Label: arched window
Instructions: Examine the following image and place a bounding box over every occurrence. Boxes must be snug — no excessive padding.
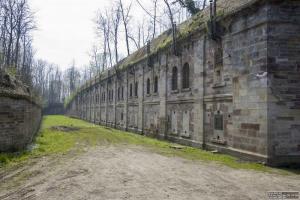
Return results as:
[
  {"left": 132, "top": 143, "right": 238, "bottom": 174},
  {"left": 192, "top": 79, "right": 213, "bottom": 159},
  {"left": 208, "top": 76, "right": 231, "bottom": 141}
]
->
[
  {"left": 118, "top": 87, "right": 120, "bottom": 100},
  {"left": 147, "top": 78, "right": 151, "bottom": 95},
  {"left": 135, "top": 82, "right": 138, "bottom": 97},
  {"left": 121, "top": 86, "right": 124, "bottom": 100},
  {"left": 172, "top": 67, "right": 178, "bottom": 91},
  {"left": 182, "top": 63, "right": 190, "bottom": 89},
  {"left": 154, "top": 76, "right": 158, "bottom": 93},
  {"left": 130, "top": 83, "right": 133, "bottom": 97}
]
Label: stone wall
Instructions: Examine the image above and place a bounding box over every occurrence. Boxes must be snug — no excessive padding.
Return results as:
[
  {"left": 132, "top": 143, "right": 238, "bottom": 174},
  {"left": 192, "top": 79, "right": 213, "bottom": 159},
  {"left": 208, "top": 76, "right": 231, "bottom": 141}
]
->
[
  {"left": 267, "top": 1, "right": 300, "bottom": 165},
  {"left": 66, "top": 0, "right": 300, "bottom": 166},
  {"left": 0, "top": 96, "right": 42, "bottom": 152},
  {"left": 204, "top": 2, "right": 269, "bottom": 159}
]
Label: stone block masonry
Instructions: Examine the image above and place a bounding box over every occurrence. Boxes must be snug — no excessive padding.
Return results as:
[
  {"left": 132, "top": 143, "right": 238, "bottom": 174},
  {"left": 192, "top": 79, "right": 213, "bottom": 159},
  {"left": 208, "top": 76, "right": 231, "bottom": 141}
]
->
[
  {"left": 0, "top": 71, "right": 42, "bottom": 152},
  {"left": 0, "top": 97, "right": 41, "bottom": 152},
  {"left": 66, "top": 0, "right": 300, "bottom": 166}
]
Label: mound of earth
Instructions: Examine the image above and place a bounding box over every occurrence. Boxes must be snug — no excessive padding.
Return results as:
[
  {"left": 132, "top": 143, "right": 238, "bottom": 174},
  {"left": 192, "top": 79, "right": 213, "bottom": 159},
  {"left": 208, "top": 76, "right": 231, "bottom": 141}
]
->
[{"left": 0, "top": 70, "right": 31, "bottom": 97}]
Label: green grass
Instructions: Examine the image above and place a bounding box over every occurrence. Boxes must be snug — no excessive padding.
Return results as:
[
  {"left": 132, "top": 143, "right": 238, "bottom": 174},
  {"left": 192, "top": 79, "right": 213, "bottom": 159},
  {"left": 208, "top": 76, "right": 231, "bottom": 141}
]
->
[{"left": 0, "top": 115, "right": 298, "bottom": 175}]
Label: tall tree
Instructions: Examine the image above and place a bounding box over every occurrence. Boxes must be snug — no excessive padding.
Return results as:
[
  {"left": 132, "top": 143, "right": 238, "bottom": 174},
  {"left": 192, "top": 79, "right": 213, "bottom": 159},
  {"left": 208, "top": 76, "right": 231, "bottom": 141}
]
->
[
  {"left": 111, "top": 6, "right": 121, "bottom": 64},
  {"left": 119, "top": 0, "right": 132, "bottom": 56}
]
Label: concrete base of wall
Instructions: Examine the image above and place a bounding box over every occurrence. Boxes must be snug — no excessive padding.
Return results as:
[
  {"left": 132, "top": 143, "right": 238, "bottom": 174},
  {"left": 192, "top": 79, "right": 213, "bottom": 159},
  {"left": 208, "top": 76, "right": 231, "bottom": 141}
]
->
[
  {"left": 205, "top": 143, "right": 268, "bottom": 164},
  {"left": 163, "top": 135, "right": 203, "bottom": 149},
  {"left": 268, "top": 156, "right": 300, "bottom": 167}
]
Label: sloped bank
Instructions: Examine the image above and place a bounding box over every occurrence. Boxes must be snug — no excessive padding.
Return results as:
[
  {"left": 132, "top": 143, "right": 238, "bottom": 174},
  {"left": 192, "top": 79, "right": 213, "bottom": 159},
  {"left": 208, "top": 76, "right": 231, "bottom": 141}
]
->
[{"left": 0, "top": 72, "right": 42, "bottom": 152}]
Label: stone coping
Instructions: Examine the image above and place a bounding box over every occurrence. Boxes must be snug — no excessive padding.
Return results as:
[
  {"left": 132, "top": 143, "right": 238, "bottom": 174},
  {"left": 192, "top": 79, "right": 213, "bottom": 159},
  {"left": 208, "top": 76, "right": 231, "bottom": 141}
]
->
[{"left": 0, "top": 90, "right": 42, "bottom": 108}]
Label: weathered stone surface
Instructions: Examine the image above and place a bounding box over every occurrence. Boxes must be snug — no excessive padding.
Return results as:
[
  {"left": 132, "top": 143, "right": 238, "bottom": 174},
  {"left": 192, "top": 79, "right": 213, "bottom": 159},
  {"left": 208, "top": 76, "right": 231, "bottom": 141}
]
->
[{"left": 0, "top": 97, "right": 42, "bottom": 152}]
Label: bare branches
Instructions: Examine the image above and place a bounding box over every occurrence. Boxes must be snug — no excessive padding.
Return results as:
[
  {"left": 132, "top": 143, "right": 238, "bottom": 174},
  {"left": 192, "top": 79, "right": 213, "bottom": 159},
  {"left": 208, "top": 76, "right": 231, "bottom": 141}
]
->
[
  {"left": 0, "top": 0, "right": 35, "bottom": 83},
  {"left": 152, "top": 0, "right": 158, "bottom": 39},
  {"left": 111, "top": 5, "right": 121, "bottom": 64},
  {"left": 119, "top": 0, "right": 132, "bottom": 56},
  {"left": 92, "top": 0, "right": 208, "bottom": 72}
]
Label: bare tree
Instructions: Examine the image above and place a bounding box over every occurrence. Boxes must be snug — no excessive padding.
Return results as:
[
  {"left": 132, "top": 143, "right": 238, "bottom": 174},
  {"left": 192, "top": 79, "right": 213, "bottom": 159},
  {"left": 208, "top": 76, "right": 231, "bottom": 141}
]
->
[
  {"left": 66, "top": 60, "right": 81, "bottom": 95},
  {"left": 89, "top": 44, "right": 104, "bottom": 75},
  {"left": 119, "top": 0, "right": 132, "bottom": 56},
  {"left": 0, "top": 0, "right": 35, "bottom": 83},
  {"left": 110, "top": 6, "right": 121, "bottom": 64},
  {"left": 163, "top": 0, "right": 177, "bottom": 54},
  {"left": 152, "top": 0, "right": 158, "bottom": 39},
  {"left": 95, "top": 10, "right": 113, "bottom": 68},
  {"left": 14, "top": 0, "right": 35, "bottom": 69}
]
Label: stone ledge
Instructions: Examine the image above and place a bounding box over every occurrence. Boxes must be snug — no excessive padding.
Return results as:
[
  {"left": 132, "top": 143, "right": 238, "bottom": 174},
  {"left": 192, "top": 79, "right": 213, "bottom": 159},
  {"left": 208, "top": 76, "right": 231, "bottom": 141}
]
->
[
  {"left": 204, "top": 94, "right": 233, "bottom": 102},
  {"left": 167, "top": 99, "right": 196, "bottom": 104},
  {"left": 0, "top": 91, "right": 42, "bottom": 108}
]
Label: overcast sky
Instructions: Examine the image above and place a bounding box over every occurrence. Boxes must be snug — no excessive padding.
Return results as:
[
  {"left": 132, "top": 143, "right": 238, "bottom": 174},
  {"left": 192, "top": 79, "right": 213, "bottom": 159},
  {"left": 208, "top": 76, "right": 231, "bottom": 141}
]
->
[{"left": 30, "top": 0, "right": 149, "bottom": 70}]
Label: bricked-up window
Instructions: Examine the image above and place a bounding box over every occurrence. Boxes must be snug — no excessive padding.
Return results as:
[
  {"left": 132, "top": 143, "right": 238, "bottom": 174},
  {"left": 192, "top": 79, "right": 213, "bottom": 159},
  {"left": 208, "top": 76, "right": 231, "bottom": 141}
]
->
[
  {"left": 214, "top": 114, "right": 224, "bottom": 131},
  {"left": 147, "top": 78, "right": 151, "bottom": 95},
  {"left": 130, "top": 83, "right": 133, "bottom": 97},
  {"left": 213, "top": 40, "right": 224, "bottom": 85},
  {"left": 154, "top": 76, "right": 158, "bottom": 93},
  {"left": 135, "top": 82, "right": 138, "bottom": 97},
  {"left": 182, "top": 63, "right": 190, "bottom": 89},
  {"left": 172, "top": 67, "right": 178, "bottom": 90}
]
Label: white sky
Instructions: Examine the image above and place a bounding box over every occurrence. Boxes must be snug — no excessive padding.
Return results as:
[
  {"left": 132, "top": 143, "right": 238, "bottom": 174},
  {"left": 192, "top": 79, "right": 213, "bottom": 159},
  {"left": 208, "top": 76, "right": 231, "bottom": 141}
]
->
[{"left": 30, "top": 0, "right": 150, "bottom": 70}]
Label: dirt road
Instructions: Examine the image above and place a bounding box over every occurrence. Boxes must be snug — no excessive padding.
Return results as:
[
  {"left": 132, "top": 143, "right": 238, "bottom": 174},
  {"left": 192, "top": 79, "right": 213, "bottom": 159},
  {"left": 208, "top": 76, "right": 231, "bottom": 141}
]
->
[{"left": 0, "top": 146, "right": 299, "bottom": 200}]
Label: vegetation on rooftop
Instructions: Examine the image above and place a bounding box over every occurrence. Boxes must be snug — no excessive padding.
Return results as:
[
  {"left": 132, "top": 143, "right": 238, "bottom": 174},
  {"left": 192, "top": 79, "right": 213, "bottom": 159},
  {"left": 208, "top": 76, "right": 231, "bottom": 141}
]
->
[{"left": 64, "top": 0, "right": 260, "bottom": 108}]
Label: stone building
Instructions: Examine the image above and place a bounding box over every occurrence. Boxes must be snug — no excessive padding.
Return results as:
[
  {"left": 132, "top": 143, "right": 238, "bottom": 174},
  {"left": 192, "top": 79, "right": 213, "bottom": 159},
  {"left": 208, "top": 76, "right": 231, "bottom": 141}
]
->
[{"left": 66, "top": 0, "right": 300, "bottom": 166}]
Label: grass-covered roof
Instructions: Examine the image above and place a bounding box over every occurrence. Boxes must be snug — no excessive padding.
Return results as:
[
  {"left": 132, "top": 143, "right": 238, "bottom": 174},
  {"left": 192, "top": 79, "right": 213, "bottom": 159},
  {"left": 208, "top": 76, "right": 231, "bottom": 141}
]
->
[{"left": 67, "top": 0, "right": 259, "bottom": 106}]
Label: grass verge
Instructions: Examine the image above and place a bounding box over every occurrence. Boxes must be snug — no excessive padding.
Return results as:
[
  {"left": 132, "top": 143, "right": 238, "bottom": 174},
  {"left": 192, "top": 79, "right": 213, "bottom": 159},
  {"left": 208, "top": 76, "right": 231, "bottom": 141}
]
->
[{"left": 0, "top": 115, "right": 298, "bottom": 175}]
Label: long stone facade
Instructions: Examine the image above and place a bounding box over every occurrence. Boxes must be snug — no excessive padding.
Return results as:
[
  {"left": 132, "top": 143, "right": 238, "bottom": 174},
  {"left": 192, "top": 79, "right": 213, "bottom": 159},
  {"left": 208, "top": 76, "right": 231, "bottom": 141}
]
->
[{"left": 66, "top": 0, "right": 300, "bottom": 166}]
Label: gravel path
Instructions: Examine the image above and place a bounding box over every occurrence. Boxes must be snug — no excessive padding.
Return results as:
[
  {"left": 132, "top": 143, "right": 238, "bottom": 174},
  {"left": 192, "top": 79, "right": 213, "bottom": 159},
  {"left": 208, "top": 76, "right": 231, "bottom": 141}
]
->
[{"left": 0, "top": 146, "right": 299, "bottom": 200}]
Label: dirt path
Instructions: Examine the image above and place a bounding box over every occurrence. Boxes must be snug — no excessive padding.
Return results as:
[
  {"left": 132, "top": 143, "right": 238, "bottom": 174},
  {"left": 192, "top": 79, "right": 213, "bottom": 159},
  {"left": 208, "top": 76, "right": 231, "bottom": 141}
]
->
[{"left": 0, "top": 146, "right": 299, "bottom": 200}]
